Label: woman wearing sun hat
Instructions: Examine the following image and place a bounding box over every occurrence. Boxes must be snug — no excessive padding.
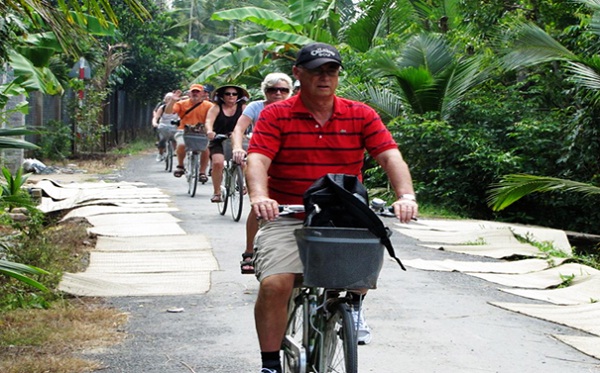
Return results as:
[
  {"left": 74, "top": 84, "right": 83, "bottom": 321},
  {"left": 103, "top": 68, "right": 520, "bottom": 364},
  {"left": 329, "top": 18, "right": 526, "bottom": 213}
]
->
[{"left": 204, "top": 85, "right": 249, "bottom": 203}]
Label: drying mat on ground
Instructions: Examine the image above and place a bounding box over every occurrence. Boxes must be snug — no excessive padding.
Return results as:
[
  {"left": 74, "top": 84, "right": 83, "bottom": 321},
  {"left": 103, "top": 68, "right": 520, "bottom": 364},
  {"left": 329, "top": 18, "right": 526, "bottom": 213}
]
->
[
  {"left": 86, "top": 212, "right": 184, "bottom": 237},
  {"left": 59, "top": 271, "right": 212, "bottom": 296},
  {"left": 95, "top": 235, "right": 211, "bottom": 252},
  {"left": 396, "top": 224, "right": 545, "bottom": 259},
  {"left": 553, "top": 335, "right": 600, "bottom": 360},
  {"left": 490, "top": 302, "right": 600, "bottom": 336},
  {"left": 498, "top": 275, "right": 600, "bottom": 305},
  {"left": 88, "top": 222, "right": 185, "bottom": 237},
  {"left": 403, "top": 257, "right": 566, "bottom": 273},
  {"left": 395, "top": 219, "right": 572, "bottom": 254},
  {"left": 86, "top": 212, "right": 180, "bottom": 226},
  {"left": 35, "top": 179, "right": 157, "bottom": 200},
  {"left": 467, "top": 262, "right": 600, "bottom": 289},
  {"left": 395, "top": 227, "right": 522, "bottom": 244},
  {"left": 39, "top": 195, "right": 170, "bottom": 213},
  {"left": 84, "top": 250, "right": 218, "bottom": 273},
  {"left": 35, "top": 179, "right": 145, "bottom": 199},
  {"left": 421, "top": 243, "right": 542, "bottom": 259},
  {"left": 61, "top": 204, "right": 178, "bottom": 220}
]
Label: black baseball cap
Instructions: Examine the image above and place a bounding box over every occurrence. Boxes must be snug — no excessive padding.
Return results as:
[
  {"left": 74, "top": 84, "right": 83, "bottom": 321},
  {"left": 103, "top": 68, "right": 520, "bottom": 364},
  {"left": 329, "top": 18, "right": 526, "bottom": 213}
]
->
[{"left": 294, "top": 42, "right": 343, "bottom": 69}]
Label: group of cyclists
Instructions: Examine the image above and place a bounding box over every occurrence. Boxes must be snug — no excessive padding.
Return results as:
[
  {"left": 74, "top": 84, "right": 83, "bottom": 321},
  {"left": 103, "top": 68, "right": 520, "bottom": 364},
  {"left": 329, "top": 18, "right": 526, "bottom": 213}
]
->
[
  {"left": 152, "top": 42, "right": 419, "bottom": 373},
  {"left": 151, "top": 73, "right": 298, "bottom": 274}
]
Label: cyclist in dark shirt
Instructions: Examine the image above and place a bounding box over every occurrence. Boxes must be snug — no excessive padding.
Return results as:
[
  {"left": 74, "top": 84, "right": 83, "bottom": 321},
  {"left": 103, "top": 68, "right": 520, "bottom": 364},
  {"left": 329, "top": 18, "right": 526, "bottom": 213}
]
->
[{"left": 204, "top": 85, "right": 249, "bottom": 203}]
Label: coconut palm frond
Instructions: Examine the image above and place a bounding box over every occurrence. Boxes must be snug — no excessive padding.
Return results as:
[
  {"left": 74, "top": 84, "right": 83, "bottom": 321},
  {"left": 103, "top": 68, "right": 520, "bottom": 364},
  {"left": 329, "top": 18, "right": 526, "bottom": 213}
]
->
[
  {"left": 342, "top": 0, "right": 416, "bottom": 52},
  {"left": 501, "top": 23, "right": 577, "bottom": 71},
  {"left": 566, "top": 61, "right": 600, "bottom": 90},
  {"left": 400, "top": 34, "right": 452, "bottom": 76},
  {"left": 573, "top": 0, "right": 600, "bottom": 12},
  {"left": 440, "top": 55, "right": 488, "bottom": 119},
  {"left": 487, "top": 174, "right": 600, "bottom": 211},
  {"left": 365, "top": 86, "right": 405, "bottom": 120}
]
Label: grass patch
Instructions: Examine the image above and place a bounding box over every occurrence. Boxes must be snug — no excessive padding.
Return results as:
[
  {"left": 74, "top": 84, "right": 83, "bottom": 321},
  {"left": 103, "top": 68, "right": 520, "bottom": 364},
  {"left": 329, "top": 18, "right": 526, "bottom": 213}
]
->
[
  {"left": 0, "top": 152, "right": 138, "bottom": 372},
  {"left": 0, "top": 298, "right": 128, "bottom": 373}
]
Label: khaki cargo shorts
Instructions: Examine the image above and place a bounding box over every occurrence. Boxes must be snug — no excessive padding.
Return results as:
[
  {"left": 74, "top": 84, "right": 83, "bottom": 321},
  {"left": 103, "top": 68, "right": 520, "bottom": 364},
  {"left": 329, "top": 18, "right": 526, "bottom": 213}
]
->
[{"left": 253, "top": 217, "right": 304, "bottom": 282}]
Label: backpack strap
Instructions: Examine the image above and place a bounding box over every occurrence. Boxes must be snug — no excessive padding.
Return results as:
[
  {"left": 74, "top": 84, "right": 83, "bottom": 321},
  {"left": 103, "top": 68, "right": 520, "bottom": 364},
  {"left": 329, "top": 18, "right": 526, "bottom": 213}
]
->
[{"left": 324, "top": 174, "right": 406, "bottom": 270}]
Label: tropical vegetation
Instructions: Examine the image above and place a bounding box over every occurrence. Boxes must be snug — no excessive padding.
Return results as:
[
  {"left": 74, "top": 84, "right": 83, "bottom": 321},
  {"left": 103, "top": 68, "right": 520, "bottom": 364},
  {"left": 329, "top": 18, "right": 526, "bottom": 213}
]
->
[{"left": 3, "top": 1, "right": 600, "bottom": 295}]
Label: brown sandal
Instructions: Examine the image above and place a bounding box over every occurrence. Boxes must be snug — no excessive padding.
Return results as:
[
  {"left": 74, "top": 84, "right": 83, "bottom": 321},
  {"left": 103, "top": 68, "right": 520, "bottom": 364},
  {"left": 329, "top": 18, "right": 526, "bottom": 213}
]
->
[
  {"left": 241, "top": 253, "right": 255, "bottom": 274},
  {"left": 173, "top": 166, "right": 185, "bottom": 178}
]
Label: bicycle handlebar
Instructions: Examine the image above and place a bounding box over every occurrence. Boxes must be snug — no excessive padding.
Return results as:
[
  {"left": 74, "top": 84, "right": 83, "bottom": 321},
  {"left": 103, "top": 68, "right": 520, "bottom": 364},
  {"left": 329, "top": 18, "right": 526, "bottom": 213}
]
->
[{"left": 213, "top": 134, "right": 229, "bottom": 140}]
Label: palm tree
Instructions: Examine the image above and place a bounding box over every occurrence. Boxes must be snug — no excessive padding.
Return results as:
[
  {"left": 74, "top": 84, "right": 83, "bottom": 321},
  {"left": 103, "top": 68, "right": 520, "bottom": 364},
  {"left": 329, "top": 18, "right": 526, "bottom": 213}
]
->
[
  {"left": 1, "top": 0, "right": 148, "bottom": 292},
  {"left": 487, "top": 174, "right": 600, "bottom": 211},
  {"left": 487, "top": 0, "right": 600, "bottom": 212},
  {"left": 367, "top": 33, "right": 488, "bottom": 120},
  {"left": 0, "top": 0, "right": 149, "bottom": 63},
  {"left": 188, "top": 0, "right": 377, "bottom": 82}
]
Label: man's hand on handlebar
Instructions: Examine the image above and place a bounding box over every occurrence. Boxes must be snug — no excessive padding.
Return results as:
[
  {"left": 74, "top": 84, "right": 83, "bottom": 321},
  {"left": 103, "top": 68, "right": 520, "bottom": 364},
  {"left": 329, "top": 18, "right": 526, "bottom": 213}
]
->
[
  {"left": 251, "top": 197, "right": 280, "bottom": 221},
  {"left": 232, "top": 148, "right": 246, "bottom": 165},
  {"left": 391, "top": 198, "right": 418, "bottom": 224}
]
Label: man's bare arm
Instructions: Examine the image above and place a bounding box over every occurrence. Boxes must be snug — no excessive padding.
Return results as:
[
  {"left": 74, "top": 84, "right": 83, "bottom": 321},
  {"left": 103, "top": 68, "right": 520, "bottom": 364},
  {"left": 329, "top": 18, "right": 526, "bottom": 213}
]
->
[
  {"left": 246, "top": 152, "right": 279, "bottom": 221},
  {"left": 375, "top": 148, "right": 419, "bottom": 223}
]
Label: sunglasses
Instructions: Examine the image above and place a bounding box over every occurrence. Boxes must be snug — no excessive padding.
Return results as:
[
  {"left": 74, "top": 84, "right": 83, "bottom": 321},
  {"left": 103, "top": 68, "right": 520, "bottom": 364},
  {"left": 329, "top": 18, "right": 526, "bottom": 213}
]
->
[
  {"left": 266, "top": 87, "right": 290, "bottom": 94},
  {"left": 223, "top": 92, "right": 239, "bottom": 96},
  {"left": 299, "top": 66, "right": 341, "bottom": 77}
]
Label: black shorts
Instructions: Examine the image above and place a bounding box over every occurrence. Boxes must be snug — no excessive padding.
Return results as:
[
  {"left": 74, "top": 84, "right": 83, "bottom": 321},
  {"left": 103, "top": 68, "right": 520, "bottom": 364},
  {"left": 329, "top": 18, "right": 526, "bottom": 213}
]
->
[{"left": 209, "top": 139, "right": 223, "bottom": 155}]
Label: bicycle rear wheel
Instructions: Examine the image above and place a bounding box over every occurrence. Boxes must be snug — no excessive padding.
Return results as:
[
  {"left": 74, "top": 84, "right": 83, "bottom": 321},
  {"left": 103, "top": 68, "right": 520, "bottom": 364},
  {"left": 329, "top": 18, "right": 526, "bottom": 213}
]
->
[
  {"left": 188, "top": 152, "right": 199, "bottom": 197},
  {"left": 229, "top": 164, "right": 244, "bottom": 222},
  {"left": 320, "top": 301, "right": 358, "bottom": 373},
  {"left": 165, "top": 141, "right": 174, "bottom": 172},
  {"left": 217, "top": 166, "right": 229, "bottom": 215}
]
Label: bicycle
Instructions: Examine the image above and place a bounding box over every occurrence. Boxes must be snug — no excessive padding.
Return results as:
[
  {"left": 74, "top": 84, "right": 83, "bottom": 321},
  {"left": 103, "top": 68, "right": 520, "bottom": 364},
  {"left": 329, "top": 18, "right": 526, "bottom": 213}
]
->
[
  {"left": 278, "top": 205, "right": 386, "bottom": 373},
  {"left": 183, "top": 126, "right": 209, "bottom": 198},
  {"left": 214, "top": 134, "right": 245, "bottom": 222},
  {"left": 162, "top": 123, "right": 178, "bottom": 172}
]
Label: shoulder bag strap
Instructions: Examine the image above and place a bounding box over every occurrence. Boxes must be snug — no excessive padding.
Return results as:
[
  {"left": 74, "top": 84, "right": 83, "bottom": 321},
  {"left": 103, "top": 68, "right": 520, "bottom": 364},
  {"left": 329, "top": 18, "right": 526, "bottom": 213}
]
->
[
  {"left": 326, "top": 174, "right": 406, "bottom": 270},
  {"left": 180, "top": 101, "right": 202, "bottom": 121}
]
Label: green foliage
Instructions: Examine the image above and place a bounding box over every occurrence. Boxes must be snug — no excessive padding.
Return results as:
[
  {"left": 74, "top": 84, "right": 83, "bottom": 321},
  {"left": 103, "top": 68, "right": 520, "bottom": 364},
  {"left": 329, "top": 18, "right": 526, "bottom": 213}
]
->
[
  {"left": 34, "top": 120, "right": 72, "bottom": 160},
  {"left": 0, "top": 167, "right": 36, "bottom": 212},
  {"left": 109, "top": 0, "right": 190, "bottom": 104},
  {"left": 67, "top": 79, "right": 110, "bottom": 153},
  {"left": 0, "top": 127, "right": 39, "bottom": 151}
]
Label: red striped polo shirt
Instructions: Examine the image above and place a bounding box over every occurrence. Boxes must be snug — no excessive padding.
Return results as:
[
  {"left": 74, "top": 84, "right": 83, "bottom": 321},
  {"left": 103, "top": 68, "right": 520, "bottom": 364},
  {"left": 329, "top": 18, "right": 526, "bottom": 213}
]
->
[{"left": 248, "top": 94, "right": 398, "bottom": 205}]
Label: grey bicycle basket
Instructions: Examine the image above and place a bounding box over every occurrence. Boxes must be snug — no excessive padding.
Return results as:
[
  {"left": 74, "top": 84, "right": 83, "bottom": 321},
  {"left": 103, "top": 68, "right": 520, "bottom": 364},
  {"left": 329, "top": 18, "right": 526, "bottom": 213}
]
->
[
  {"left": 183, "top": 132, "right": 208, "bottom": 152},
  {"left": 294, "top": 227, "right": 385, "bottom": 290},
  {"left": 220, "top": 138, "right": 249, "bottom": 161}
]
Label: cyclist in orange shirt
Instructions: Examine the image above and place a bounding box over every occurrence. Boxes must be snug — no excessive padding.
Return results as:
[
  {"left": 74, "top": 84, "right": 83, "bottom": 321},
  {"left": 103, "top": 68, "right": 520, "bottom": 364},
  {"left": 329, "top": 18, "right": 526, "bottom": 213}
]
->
[{"left": 164, "top": 83, "right": 213, "bottom": 179}]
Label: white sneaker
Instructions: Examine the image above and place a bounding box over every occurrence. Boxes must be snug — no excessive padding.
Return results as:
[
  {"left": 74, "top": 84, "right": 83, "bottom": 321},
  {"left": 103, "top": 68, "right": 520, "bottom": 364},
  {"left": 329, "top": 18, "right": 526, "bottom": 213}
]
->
[
  {"left": 352, "top": 308, "right": 372, "bottom": 345},
  {"left": 156, "top": 154, "right": 164, "bottom": 162}
]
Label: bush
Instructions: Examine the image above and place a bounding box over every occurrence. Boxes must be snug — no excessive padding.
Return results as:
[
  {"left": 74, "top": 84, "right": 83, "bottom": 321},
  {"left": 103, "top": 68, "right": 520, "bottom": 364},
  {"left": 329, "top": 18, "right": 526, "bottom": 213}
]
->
[{"left": 35, "top": 120, "right": 72, "bottom": 160}]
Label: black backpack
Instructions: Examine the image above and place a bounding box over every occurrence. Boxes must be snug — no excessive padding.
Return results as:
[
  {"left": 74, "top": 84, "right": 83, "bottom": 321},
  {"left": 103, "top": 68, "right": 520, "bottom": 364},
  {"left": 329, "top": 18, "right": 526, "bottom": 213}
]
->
[{"left": 302, "top": 173, "right": 406, "bottom": 270}]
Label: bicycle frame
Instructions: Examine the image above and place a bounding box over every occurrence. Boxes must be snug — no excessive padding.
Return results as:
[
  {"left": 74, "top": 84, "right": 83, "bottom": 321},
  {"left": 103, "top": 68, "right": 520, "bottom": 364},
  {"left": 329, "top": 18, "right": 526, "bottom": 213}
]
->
[
  {"left": 186, "top": 149, "right": 200, "bottom": 197},
  {"left": 216, "top": 138, "right": 244, "bottom": 222},
  {"left": 283, "top": 287, "right": 358, "bottom": 373}
]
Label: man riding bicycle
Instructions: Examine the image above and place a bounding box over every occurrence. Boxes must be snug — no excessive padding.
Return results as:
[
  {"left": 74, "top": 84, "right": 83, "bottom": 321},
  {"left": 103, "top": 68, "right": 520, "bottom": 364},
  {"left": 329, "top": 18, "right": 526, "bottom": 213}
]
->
[
  {"left": 164, "top": 83, "right": 213, "bottom": 179},
  {"left": 246, "top": 42, "right": 419, "bottom": 373}
]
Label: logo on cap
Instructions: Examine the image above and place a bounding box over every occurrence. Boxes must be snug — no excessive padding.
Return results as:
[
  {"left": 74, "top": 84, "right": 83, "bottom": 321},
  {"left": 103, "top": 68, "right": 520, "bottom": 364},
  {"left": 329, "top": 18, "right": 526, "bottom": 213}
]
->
[{"left": 311, "top": 47, "right": 337, "bottom": 58}]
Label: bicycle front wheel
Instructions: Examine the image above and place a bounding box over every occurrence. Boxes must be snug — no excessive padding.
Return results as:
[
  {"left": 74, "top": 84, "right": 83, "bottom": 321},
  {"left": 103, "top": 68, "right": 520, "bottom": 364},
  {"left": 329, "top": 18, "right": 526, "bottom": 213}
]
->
[
  {"left": 282, "top": 289, "right": 306, "bottom": 373},
  {"left": 229, "top": 164, "right": 244, "bottom": 222},
  {"left": 189, "top": 152, "right": 199, "bottom": 197},
  {"left": 321, "top": 301, "right": 358, "bottom": 373},
  {"left": 217, "top": 167, "right": 228, "bottom": 215}
]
